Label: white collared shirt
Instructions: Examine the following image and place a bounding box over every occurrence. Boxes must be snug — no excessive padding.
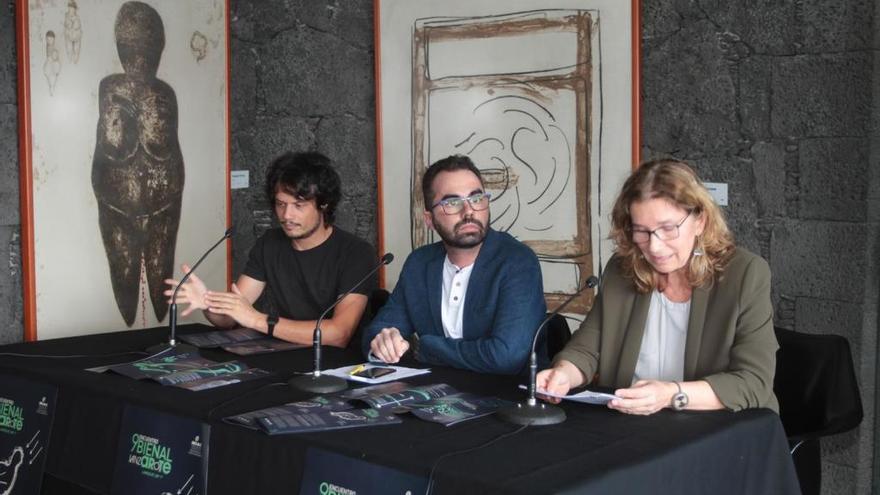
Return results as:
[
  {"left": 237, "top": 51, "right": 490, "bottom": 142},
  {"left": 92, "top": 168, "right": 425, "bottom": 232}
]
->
[
  {"left": 440, "top": 256, "right": 473, "bottom": 339},
  {"left": 632, "top": 290, "right": 689, "bottom": 384}
]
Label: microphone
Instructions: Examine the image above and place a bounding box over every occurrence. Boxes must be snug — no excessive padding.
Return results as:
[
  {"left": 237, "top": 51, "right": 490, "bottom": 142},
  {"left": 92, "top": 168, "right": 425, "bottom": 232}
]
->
[
  {"left": 289, "top": 253, "right": 394, "bottom": 394},
  {"left": 497, "top": 274, "right": 600, "bottom": 426},
  {"left": 147, "top": 227, "right": 235, "bottom": 354}
]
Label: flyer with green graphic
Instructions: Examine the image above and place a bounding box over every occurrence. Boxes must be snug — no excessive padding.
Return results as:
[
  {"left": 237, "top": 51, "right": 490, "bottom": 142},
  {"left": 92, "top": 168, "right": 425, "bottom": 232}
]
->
[
  {"left": 0, "top": 375, "right": 57, "bottom": 495},
  {"left": 257, "top": 408, "right": 401, "bottom": 435},
  {"left": 348, "top": 383, "right": 510, "bottom": 426},
  {"left": 224, "top": 395, "right": 356, "bottom": 430},
  {"left": 102, "top": 349, "right": 272, "bottom": 391},
  {"left": 225, "top": 381, "right": 509, "bottom": 434},
  {"left": 110, "top": 404, "right": 210, "bottom": 495}
]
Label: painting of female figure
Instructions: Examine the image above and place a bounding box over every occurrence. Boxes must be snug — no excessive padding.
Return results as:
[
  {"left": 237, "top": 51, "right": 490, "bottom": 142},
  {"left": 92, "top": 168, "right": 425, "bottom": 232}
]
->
[
  {"left": 19, "top": 0, "right": 233, "bottom": 340},
  {"left": 92, "top": 1, "right": 185, "bottom": 326}
]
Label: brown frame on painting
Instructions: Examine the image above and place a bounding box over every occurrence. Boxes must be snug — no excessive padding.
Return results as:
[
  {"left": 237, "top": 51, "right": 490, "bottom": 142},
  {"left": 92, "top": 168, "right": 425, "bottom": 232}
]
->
[
  {"left": 374, "top": 0, "right": 641, "bottom": 315},
  {"left": 15, "top": 0, "right": 232, "bottom": 341}
]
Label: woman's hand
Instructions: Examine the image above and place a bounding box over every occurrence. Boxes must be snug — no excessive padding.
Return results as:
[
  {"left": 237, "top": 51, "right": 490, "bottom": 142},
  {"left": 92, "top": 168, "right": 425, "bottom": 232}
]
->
[
  {"left": 536, "top": 361, "right": 585, "bottom": 403},
  {"left": 609, "top": 380, "right": 678, "bottom": 415}
]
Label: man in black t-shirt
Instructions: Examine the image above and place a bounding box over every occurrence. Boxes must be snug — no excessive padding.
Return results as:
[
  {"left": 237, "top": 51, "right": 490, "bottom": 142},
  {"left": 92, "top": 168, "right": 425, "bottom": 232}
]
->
[{"left": 164, "top": 152, "right": 376, "bottom": 347}]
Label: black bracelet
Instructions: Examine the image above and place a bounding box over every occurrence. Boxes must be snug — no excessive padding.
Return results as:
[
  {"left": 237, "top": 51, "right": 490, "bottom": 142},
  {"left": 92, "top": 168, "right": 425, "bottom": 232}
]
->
[{"left": 266, "top": 314, "right": 278, "bottom": 338}]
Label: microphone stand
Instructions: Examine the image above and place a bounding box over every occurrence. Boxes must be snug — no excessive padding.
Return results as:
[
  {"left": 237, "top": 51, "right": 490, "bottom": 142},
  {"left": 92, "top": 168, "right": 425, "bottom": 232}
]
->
[
  {"left": 497, "top": 275, "right": 600, "bottom": 426},
  {"left": 289, "top": 253, "right": 394, "bottom": 394},
  {"left": 146, "top": 227, "right": 235, "bottom": 355}
]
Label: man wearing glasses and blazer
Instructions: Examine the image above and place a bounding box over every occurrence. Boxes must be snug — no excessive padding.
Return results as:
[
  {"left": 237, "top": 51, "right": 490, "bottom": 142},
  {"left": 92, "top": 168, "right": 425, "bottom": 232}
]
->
[{"left": 364, "top": 155, "right": 546, "bottom": 375}]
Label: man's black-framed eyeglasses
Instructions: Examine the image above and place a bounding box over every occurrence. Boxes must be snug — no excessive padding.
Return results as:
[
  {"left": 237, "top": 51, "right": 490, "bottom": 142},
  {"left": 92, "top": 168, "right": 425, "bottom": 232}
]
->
[
  {"left": 431, "top": 192, "right": 492, "bottom": 215},
  {"left": 630, "top": 211, "right": 692, "bottom": 244}
]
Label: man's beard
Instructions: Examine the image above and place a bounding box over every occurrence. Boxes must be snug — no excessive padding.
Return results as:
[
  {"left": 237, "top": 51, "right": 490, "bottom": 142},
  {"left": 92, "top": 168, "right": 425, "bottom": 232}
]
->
[
  {"left": 282, "top": 218, "right": 321, "bottom": 240},
  {"left": 435, "top": 216, "right": 486, "bottom": 248}
]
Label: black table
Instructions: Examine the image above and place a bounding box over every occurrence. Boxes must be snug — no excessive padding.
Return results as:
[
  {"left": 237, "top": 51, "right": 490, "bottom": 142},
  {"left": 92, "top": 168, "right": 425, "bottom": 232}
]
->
[{"left": 0, "top": 324, "right": 801, "bottom": 494}]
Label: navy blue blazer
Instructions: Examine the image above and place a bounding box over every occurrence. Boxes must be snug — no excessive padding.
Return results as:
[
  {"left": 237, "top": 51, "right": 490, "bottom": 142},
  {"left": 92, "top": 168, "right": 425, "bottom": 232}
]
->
[{"left": 363, "top": 229, "right": 546, "bottom": 375}]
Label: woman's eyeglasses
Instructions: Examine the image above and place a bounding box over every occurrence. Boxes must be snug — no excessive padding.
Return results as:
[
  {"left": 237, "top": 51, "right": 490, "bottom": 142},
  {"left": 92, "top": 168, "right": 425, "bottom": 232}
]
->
[{"left": 630, "top": 212, "right": 692, "bottom": 244}]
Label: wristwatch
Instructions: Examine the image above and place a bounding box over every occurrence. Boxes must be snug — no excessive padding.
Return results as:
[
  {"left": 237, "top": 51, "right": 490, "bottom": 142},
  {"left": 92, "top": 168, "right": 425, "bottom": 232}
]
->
[
  {"left": 671, "top": 382, "right": 689, "bottom": 411},
  {"left": 266, "top": 314, "right": 278, "bottom": 338}
]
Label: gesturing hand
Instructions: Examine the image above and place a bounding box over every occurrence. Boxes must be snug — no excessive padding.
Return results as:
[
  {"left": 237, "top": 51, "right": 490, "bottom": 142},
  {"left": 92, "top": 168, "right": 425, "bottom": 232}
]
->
[
  {"left": 204, "top": 283, "right": 263, "bottom": 329},
  {"left": 163, "top": 263, "right": 209, "bottom": 316}
]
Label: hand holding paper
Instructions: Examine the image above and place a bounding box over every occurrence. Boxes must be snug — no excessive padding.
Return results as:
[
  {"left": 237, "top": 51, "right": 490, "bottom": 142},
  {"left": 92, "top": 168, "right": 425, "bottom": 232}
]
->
[{"left": 521, "top": 385, "right": 619, "bottom": 405}]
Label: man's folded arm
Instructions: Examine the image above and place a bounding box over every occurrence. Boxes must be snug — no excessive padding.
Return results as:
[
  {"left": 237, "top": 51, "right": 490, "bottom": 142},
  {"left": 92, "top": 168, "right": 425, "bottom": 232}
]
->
[{"left": 418, "top": 260, "right": 546, "bottom": 374}]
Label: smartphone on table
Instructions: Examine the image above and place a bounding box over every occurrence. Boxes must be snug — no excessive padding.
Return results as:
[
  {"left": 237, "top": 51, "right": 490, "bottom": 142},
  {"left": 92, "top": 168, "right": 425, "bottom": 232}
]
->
[{"left": 353, "top": 367, "right": 396, "bottom": 379}]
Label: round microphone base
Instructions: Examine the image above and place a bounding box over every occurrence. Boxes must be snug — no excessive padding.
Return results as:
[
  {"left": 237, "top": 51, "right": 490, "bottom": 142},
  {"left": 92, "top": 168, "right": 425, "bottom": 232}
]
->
[
  {"left": 288, "top": 373, "right": 348, "bottom": 394},
  {"left": 496, "top": 401, "right": 566, "bottom": 426}
]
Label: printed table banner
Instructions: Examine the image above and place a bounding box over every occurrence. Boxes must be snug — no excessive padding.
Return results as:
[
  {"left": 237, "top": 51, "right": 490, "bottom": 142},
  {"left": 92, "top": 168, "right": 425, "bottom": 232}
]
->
[
  {"left": 111, "top": 404, "right": 210, "bottom": 495},
  {"left": 299, "top": 448, "right": 427, "bottom": 495},
  {"left": 0, "top": 375, "right": 57, "bottom": 495}
]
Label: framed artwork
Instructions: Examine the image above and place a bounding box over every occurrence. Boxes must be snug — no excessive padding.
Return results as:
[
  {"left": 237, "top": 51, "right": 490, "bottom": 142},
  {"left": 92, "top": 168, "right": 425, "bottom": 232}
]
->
[
  {"left": 16, "top": 0, "right": 231, "bottom": 340},
  {"left": 375, "top": 0, "right": 640, "bottom": 315}
]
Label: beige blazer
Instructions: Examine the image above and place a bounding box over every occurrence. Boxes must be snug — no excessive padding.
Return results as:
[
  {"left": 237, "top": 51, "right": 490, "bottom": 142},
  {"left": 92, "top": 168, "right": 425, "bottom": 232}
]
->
[{"left": 554, "top": 248, "right": 779, "bottom": 412}]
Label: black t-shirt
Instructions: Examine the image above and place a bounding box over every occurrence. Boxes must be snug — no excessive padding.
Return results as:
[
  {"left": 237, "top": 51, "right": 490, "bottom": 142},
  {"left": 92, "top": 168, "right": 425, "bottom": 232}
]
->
[{"left": 243, "top": 227, "right": 377, "bottom": 320}]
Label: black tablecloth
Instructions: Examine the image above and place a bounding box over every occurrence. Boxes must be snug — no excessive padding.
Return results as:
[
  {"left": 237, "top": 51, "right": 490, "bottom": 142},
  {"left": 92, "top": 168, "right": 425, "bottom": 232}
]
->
[{"left": 0, "top": 324, "right": 801, "bottom": 495}]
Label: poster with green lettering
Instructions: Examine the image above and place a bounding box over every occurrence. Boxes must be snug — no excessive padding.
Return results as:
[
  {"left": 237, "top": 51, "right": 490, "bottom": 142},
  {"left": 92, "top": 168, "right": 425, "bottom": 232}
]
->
[
  {"left": 110, "top": 404, "right": 210, "bottom": 495},
  {"left": 299, "top": 448, "right": 427, "bottom": 495},
  {"left": 0, "top": 375, "right": 57, "bottom": 495}
]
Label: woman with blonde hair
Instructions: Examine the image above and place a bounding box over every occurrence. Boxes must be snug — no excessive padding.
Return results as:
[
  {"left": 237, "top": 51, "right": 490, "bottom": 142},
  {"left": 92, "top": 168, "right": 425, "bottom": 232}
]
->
[{"left": 537, "top": 159, "right": 778, "bottom": 415}]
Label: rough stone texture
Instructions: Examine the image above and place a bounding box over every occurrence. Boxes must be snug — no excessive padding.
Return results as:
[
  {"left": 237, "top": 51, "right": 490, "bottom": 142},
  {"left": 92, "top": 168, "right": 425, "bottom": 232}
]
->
[
  {"left": 260, "top": 28, "right": 373, "bottom": 118},
  {"left": 701, "top": 0, "right": 873, "bottom": 55},
  {"left": 751, "top": 141, "right": 786, "bottom": 220},
  {"left": 0, "top": 0, "right": 16, "bottom": 104},
  {"left": 772, "top": 53, "right": 871, "bottom": 138},
  {"left": 699, "top": 0, "right": 801, "bottom": 55},
  {"left": 679, "top": 154, "right": 764, "bottom": 255},
  {"left": 799, "top": 138, "right": 869, "bottom": 222},
  {"left": 234, "top": 116, "right": 317, "bottom": 183},
  {"left": 231, "top": 0, "right": 374, "bottom": 120},
  {"left": 800, "top": 0, "right": 874, "bottom": 53},
  {"left": 0, "top": 226, "right": 22, "bottom": 345},
  {"left": 229, "top": 187, "right": 256, "bottom": 280},
  {"left": 641, "top": 0, "right": 687, "bottom": 41},
  {"left": 0, "top": 0, "right": 21, "bottom": 345},
  {"left": 867, "top": 2, "right": 880, "bottom": 487},
  {"left": 315, "top": 114, "right": 377, "bottom": 243},
  {"left": 796, "top": 298, "right": 863, "bottom": 355},
  {"left": 738, "top": 55, "right": 774, "bottom": 140},
  {"left": 0, "top": 103, "right": 20, "bottom": 226},
  {"left": 771, "top": 221, "right": 865, "bottom": 303},
  {"left": 642, "top": 19, "right": 739, "bottom": 159},
  {"left": 232, "top": 0, "right": 372, "bottom": 49},
  {"left": 824, "top": 429, "right": 862, "bottom": 473},
  {"left": 229, "top": 40, "right": 258, "bottom": 132},
  {"left": 823, "top": 461, "right": 858, "bottom": 495}
]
